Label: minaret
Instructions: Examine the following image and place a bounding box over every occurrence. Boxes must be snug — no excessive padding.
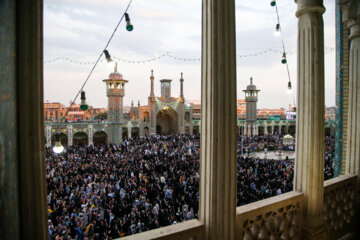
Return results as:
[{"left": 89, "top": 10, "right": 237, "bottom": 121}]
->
[
  {"left": 137, "top": 100, "right": 140, "bottom": 120},
  {"left": 150, "top": 69, "right": 154, "bottom": 97},
  {"left": 180, "top": 72, "right": 184, "bottom": 99},
  {"left": 131, "top": 100, "right": 134, "bottom": 107},
  {"left": 160, "top": 79, "right": 172, "bottom": 98},
  {"left": 103, "top": 63, "right": 128, "bottom": 144},
  {"left": 243, "top": 77, "right": 260, "bottom": 136}
]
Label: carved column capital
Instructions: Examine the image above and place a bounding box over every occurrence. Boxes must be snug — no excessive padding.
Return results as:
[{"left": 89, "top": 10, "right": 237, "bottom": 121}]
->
[
  {"left": 296, "top": 0, "right": 325, "bottom": 18},
  {"left": 339, "top": 0, "right": 360, "bottom": 40}
]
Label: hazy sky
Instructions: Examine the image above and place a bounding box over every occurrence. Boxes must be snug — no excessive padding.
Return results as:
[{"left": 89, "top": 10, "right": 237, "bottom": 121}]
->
[{"left": 44, "top": 0, "right": 336, "bottom": 109}]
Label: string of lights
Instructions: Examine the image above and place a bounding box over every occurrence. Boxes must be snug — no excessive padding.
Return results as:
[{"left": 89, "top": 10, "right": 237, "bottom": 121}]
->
[
  {"left": 271, "top": 0, "right": 296, "bottom": 108},
  {"left": 43, "top": 47, "right": 335, "bottom": 65},
  {"left": 50, "top": 0, "right": 134, "bottom": 153}
]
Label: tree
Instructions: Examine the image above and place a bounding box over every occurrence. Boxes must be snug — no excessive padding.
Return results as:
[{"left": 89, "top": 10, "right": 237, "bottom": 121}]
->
[{"left": 94, "top": 111, "right": 107, "bottom": 120}]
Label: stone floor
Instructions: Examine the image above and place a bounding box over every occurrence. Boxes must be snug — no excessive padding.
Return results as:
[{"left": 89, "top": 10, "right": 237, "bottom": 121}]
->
[{"left": 240, "top": 150, "right": 295, "bottom": 160}]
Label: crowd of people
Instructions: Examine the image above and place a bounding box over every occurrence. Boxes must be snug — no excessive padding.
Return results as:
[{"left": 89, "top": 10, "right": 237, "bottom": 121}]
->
[
  {"left": 238, "top": 134, "right": 295, "bottom": 154},
  {"left": 46, "top": 134, "right": 334, "bottom": 239}
]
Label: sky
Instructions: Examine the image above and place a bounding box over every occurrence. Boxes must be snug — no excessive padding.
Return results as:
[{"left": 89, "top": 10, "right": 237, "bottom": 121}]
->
[{"left": 44, "top": 0, "right": 336, "bottom": 109}]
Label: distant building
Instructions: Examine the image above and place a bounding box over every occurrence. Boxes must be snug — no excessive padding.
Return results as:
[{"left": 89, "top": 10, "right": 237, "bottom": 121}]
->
[
  {"left": 187, "top": 100, "right": 201, "bottom": 120},
  {"left": 325, "top": 106, "right": 336, "bottom": 120},
  {"left": 44, "top": 102, "right": 105, "bottom": 121}
]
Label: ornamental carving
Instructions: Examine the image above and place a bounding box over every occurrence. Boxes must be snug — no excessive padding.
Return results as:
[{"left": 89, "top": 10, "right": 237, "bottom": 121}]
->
[
  {"left": 241, "top": 201, "right": 301, "bottom": 240},
  {"left": 323, "top": 176, "right": 357, "bottom": 239}
]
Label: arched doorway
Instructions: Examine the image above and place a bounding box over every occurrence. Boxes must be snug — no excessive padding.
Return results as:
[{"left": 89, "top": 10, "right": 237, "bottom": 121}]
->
[
  {"left": 325, "top": 127, "right": 331, "bottom": 137},
  {"left": 122, "top": 127, "right": 128, "bottom": 139},
  {"left": 156, "top": 106, "right": 178, "bottom": 135},
  {"left": 185, "top": 112, "right": 191, "bottom": 122},
  {"left": 193, "top": 126, "right": 199, "bottom": 135},
  {"left": 73, "top": 131, "right": 88, "bottom": 146},
  {"left": 281, "top": 125, "right": 286, "bottom": 135},
  {"left": 274, "top": 125, "right": 279, "bottom": 134},
  {"left": 131, "top": 127, "right": 139, "bottom": 138},
  {"left": 241, "top": 126, "right": 245, "bottom": 135},
  {"left": 143, "top": 111, "right": 150, "bottom": 122},
  {"left": 143, "top": 127, "right": 150, "bottom": 136},
  {"left": 93, "top": 131, "right": 107, "bottom": 146},
  {"left": 288, "top": 125, "right": 296, "bottom": 135},
  {"left": 51, "top": 132, "right": 68, "bottom": 147},
  {"left": 267, "top": 126, "right": 272, "bottom": 135},
  {"left": 258, "top": 126, "right": 264, "bottom": 135},
  {"left": 330, "top": 125, "right": 335, "bottom": 136}
]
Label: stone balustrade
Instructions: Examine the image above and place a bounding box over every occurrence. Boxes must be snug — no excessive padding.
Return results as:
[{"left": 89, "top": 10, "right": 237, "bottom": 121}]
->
[
  {"left": 323, "top": 174, "right": 357, "bottom": 239},
  {"left": 120, "top": 219, "right": 204, "bottom": 240},
  {"left": 236, "top": 191, "right": 303, "bottom": 240}
]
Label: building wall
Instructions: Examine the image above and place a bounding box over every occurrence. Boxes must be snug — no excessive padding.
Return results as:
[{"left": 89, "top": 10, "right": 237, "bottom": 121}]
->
[
  {"left": 335, "top": 2, "right": 350, "bottom": 176},
  {"left": 44, "top": 102, "right": 105, "bottom": 121}
]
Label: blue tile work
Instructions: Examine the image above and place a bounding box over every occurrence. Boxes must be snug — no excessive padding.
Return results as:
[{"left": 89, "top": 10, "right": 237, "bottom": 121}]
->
[{"left": 335, "top": 1, "right": 344, "bottom": 177}]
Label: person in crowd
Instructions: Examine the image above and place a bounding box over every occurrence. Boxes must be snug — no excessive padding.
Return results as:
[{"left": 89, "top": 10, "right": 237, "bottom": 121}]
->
[{"left": 46, "top": 134, "right": 334, "bottom": 239}]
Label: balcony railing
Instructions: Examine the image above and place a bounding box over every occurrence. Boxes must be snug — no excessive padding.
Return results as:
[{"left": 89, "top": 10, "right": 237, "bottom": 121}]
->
[
  {"left": 323, "top": 174, "right": 357, "bottom": 240},
  {"left": 236, "top": 191, "right": 303, "bottom": 240},
  {"left": 119, "top": 219, "right": 204, "bottom": 240}
]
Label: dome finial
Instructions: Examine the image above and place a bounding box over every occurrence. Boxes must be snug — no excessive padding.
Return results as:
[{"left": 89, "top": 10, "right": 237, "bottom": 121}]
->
[
  {"left": 114, "top": 62, "right": 118, "bottom": 73},
  {"left": 250, "top": 77, "right": 253, "bottom": 85}
]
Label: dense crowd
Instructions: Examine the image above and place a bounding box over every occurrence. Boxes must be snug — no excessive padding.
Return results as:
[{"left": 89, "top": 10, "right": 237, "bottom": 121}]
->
[
  {"left": 46, "top": 134, "right": 334, "bottom": 239},
  {"left": 238, "top": 135, "right": 295, "bottom": 154}
]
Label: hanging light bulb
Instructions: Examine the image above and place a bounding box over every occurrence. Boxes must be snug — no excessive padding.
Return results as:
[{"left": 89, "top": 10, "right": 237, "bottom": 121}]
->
[
  {"left": 53, "top": 133, "right": 64, "bottom": 154},
  {"left": 281, "top": 52, "right": 287, "bottom": 64},
  {"left": 80, "top": 91, "right": 88, "bottom": 111},
  {"left": 125, "top": 13, "right": 133, "bottom": 31},
  {"left": 274, "top": 23, "right": 280, "bottom": 37},
  {"left": 271, "top": 0, "right": 276, "bottom": 7},
  {"left": 286, "top": 81, "right": 292, "bottom": 94},
  {"left": 103, "top": 50, "right": 112, "bottom": 62}
]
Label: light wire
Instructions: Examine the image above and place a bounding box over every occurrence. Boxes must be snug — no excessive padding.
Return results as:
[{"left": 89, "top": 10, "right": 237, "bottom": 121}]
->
[
  {"left": 49, "top": 0, "right": 134, "bottom": 146},
  {"left": 274, "top": 2, "right": 296, "bottom": 108}
]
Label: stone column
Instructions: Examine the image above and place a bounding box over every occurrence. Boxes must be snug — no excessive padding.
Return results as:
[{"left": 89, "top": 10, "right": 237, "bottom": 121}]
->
[
  {"left": 340, "top": 0, "right": 360, "bottom": 177},
  {"left": 200, "top": 0, "right": 237, "bottom": 239},
  {"left": 88, "top": 125, "right": 94, "bottom": 146},
  {"left": 46, "top": 126, "right": 52, "bottom": 148},
  {"left": 128, "top": 124, "right": 131, "bottom": 139},
  {"left": 244, "top": 125, "right": 247, "bottom": 136},
  {"left": 279, "top": 124, "right": 282, "bottom": 135},
  {"left": 150, "top": 107, "right": 156, "bottom": 135},
  {"left": 139, "top": 124, "right": 144, "bottom": 137},
  {"left": 198, "top": 120, "right": 201, "bottom": 134},
  {"left": 294, "top": 0, "right": 326, "bottom": 238},
  {"left": 178, "top": 104, "right": 185, "bottom": 134},
  {"left": 264, "top": 124, "right": 268, "bottom": 135},
  {"left": 271, "top": 124, "right": 274, "bottom": 135},
  {"left": 67, "top": 125, "right": 73, "bottom": 146}
]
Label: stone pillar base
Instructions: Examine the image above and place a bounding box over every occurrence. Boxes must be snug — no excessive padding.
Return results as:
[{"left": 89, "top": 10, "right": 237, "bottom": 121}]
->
[{"left": 301, "top": 224, "right": 327, "bottom": 240}]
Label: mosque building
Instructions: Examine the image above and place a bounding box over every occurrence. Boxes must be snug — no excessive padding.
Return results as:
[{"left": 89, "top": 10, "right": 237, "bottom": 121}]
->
[
  {"left": 44, "top": 67, "right": 194, "bottom": 146},
  {"left": 43, "top": 67, "right": 337, "bottom": 147},
  {"left": 3, "top": 1, "right": 359, "bottom": 239}
]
